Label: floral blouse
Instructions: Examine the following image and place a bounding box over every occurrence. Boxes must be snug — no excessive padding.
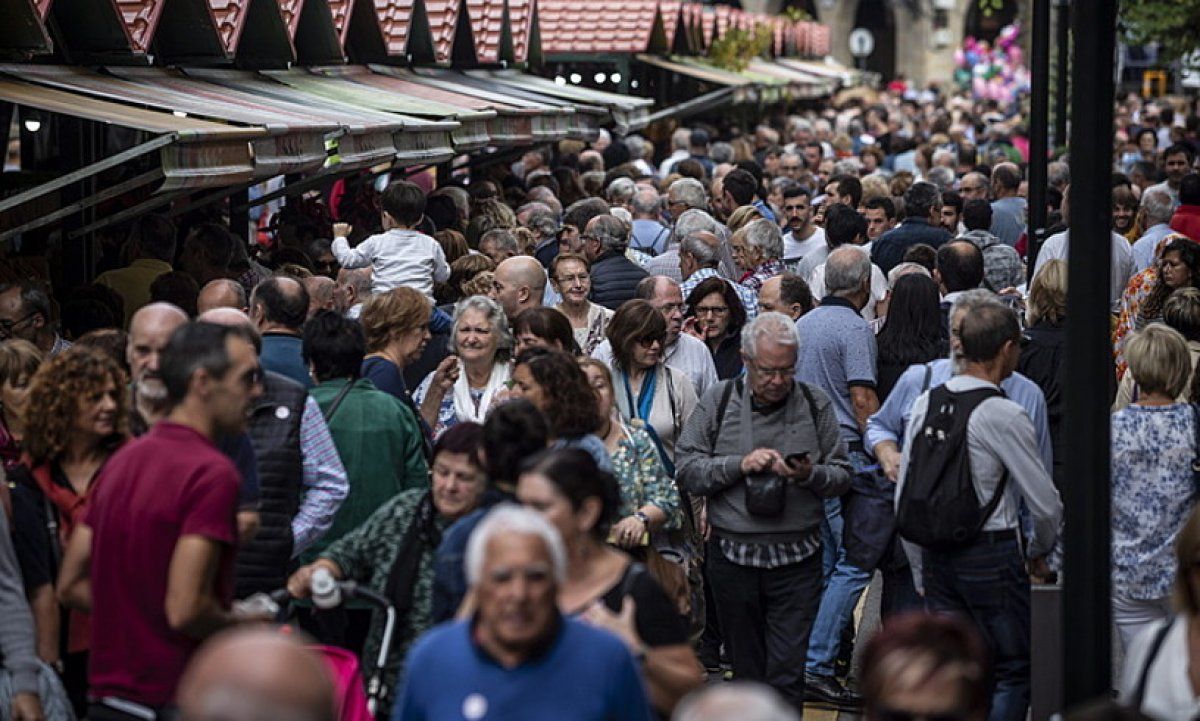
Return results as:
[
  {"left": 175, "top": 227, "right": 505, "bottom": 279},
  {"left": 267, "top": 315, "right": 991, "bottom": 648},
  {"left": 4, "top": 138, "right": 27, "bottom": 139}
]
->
[
  {"left": 610, "top": 423, "right": 682, "bottom": 531},
  {"left": 1111, "top": 404, "right": 1198, "bottom": 600}
]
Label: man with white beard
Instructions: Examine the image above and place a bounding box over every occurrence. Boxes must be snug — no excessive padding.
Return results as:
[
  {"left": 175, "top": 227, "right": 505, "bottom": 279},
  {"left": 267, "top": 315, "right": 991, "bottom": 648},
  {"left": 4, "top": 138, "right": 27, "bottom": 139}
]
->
[
  {"left": 126, "top": 302, "right": 261, "bottom": 541},
  {"left": 126, "top": 302, "right": 189, "bottom": 432}
]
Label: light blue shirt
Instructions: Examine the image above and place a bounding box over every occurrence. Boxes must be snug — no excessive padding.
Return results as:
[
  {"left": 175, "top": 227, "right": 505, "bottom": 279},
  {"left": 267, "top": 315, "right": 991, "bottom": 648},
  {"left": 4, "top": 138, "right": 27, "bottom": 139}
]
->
[
  {"left": 865, "top": 358, "right": 1053, "bottom": 473},
  {"left": 1131, "top": 223, "right": 1175, "bottom": 272}
]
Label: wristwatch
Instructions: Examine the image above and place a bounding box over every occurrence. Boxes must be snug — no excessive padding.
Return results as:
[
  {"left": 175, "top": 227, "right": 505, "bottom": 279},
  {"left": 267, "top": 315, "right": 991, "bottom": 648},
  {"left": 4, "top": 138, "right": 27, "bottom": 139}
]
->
[{"left": 634, "top": 510, "right": 650, "bottom": 526}]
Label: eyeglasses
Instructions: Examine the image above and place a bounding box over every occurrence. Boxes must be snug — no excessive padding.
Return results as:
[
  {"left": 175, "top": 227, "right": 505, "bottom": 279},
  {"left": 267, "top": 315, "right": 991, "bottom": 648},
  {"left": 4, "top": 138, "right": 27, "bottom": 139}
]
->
[
  {"left": 656, "top": 302, "right": 684, "bottom": 315},
  {"left": 556, "top": 273, "right": 590, "bottom": 285},
  {"left": 635, "top": 335, "right": 665, "bottom": 348},
  {"left": 960, "top": 185, "right": 986, "bottom": 192},
  {"left": 238, "top": 366, "right": 264, "bottom": 389},
  {"left": 667, "top": 199, "right": 688, "bottom": 208},
  {"left": 0, "top": 313, "right": 36, "bottom": 339},
  {"left": 694, "top": 305, "right": 730, "bottom": 317},
  {"left": 749, "top": 360, "right": 794, "bottom": 379}
]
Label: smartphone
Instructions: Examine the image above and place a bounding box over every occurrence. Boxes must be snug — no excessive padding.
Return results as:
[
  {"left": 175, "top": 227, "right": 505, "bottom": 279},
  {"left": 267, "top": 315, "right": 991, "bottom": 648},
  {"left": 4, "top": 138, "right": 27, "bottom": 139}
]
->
[{"left": 785, "top": 452, "right": 809, "bottom": 467}]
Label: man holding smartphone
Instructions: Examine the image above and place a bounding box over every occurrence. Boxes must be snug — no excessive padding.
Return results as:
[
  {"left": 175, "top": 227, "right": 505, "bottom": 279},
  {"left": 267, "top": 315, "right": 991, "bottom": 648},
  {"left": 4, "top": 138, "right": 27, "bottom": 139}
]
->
[{"left": 676, "top": 312, "right": 852, "bottom": 713}]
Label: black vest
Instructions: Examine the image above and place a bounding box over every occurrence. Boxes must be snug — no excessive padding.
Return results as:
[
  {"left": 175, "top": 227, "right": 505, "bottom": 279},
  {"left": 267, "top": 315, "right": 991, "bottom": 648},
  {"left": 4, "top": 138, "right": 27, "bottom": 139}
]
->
[{"left": 235, "top": 371, "right": 307, "bottom": 598}]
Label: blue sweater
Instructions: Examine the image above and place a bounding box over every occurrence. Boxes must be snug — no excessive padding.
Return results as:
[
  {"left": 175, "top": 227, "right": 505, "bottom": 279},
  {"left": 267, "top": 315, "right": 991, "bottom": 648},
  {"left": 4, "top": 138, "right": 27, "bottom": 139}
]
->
[{"left": 393, "top": 617, "right": 652, "bottom": 721}]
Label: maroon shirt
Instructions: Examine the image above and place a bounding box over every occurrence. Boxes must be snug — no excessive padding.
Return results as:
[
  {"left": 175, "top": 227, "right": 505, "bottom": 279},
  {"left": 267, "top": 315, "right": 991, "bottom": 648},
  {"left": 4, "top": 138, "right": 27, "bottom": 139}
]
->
[{"left": 85, "top": 422, "right": 240, "bottom": 707}]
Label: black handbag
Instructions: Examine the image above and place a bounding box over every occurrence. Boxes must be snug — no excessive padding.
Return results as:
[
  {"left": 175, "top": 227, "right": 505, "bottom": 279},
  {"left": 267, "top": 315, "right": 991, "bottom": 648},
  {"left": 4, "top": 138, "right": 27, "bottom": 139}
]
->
[{"left": 744, "top": 472, "right": 787, "bottom": 517}]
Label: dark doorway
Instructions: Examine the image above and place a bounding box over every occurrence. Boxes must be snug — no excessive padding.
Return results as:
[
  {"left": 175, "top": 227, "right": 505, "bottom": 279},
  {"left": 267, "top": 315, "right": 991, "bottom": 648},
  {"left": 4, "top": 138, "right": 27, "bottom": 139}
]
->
[
  {"left": 964, "top": 0, "right": 1019, "bottom": 43},
  {"left": 852, "top": 0, "right": 896, "bottom": 80}
]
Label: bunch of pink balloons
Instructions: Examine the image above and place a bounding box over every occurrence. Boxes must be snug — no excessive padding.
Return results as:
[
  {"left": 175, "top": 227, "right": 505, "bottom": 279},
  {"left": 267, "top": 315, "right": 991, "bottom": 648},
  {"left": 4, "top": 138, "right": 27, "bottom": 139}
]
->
[{"left": 952, "top": 22, "right": 1031, "bottom": 106}]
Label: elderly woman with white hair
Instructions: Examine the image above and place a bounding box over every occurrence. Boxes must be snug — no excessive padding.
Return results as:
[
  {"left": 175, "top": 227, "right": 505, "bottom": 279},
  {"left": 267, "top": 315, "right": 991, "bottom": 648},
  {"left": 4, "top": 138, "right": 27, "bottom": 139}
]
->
[
  {"left": 414, "top": 295, "right": 513, "bottom": 438},
  {"left": 732, "top": 219, "right": 786, "bottom": 292}
]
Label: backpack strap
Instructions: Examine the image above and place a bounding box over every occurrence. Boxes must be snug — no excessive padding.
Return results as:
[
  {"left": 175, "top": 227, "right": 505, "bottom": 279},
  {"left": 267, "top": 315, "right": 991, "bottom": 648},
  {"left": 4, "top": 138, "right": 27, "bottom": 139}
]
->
[
  {"left": 921, "top": 363, "right": 933, "bottom": 392},
  {"left": 1131, "top": 616, "right": 1175, "bottom": 709},
  {"left": 714, "top": 379, "right": 741, "bottom": 428},
  {"left": 954, "top": 386, "right": 1008, "bottom": 528},
  {"left": 796, "top": 382, "right": 822, "bottom": 459}
]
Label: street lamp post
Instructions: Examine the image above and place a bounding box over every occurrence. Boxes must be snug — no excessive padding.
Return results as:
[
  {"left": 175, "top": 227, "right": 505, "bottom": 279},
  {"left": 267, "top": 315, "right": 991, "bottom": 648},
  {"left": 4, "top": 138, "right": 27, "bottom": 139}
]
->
[{"left": 1063, "top": 0, "right": 1116, "bottom": 708}]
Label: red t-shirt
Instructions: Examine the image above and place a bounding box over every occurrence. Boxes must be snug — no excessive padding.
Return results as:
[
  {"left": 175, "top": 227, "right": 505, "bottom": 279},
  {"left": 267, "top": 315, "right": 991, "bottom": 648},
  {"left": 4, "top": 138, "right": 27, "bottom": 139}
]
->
[{"left": 85, "top": 422, "right": 240, "bottom": 707}]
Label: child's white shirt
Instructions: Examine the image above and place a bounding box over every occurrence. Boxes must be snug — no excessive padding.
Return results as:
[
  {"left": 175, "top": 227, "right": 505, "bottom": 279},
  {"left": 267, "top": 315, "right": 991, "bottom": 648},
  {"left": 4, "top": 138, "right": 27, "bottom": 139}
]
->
[{"left": 332, "top": 228, "right": 450, "bottom": 301}]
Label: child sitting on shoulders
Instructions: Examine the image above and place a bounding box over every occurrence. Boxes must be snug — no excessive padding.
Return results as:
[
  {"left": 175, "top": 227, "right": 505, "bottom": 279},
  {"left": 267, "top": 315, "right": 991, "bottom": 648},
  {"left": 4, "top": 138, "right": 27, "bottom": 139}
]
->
[{"left": 332, "top": 180, "right": 450, "bottom": 303}]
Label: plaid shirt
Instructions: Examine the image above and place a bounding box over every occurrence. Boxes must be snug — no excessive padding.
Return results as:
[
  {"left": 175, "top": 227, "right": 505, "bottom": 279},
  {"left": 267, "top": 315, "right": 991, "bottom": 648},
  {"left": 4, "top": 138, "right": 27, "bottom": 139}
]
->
[
  {"left": 739, "top": 259, "right": 786, "bottom": 294},
  {"left": 718, "top": 528, "right": 821, "bottom": 569},
  {"left": 294, "top": 396, "right": 349, "bottom": 556}
]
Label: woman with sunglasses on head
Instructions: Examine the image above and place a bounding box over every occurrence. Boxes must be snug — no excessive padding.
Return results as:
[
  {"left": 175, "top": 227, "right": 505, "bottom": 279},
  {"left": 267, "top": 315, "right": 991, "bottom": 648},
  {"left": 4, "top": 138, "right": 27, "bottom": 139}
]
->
[{"left": 602, "top": 300, "right": 698, "bottom": 472}]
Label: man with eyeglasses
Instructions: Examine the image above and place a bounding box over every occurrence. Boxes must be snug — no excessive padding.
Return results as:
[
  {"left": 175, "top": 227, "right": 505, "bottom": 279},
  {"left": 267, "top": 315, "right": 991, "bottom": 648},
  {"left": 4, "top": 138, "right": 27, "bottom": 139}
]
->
[
  {"left": 58, "top": 322, "right": 267, "bottom": 721},
  {"left": 0, "top": 282, "right": 70, "bottom": 357},
  {"left": 958, "top": 172, "right": 989, "bottom": 204},
  {"left": 394, "top": 505, "right": 653, "bottom": 721},
  {"left": 677, "top": 312, "right": 852, "bottom": 712}
]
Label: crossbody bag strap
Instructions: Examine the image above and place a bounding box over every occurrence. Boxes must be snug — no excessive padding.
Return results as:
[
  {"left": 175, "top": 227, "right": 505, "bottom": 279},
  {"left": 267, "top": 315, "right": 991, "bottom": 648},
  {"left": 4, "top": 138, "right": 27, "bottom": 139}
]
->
[
  {"left": 322, "top": 379, "right": 356, "bottom": 424},
  {"left": 1132, "top": 616, "right": 1175, "bottom": 709}
]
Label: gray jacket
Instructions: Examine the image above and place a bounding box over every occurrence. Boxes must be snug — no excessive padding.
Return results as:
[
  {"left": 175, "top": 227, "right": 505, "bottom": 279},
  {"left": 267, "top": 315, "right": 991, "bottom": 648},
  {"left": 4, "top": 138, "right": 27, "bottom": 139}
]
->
[
  {"left": 0, "top": 507, "right": 39, "bottom": 695},
  {"left": 676, "top": 379, "right": 852, "bottom": 543}
]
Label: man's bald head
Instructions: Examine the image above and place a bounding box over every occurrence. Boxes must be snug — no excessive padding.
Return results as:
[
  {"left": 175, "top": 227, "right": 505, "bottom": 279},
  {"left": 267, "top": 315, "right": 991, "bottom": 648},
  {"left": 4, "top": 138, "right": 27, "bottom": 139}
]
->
[
  {"left": 249, "top": 276, "right": 309, "bottom": 332},
  {"left": 302, "top": 276, "right": 336, "bottom": 317},
  {"left": 197, "top": 279, "right": 247, "bottom": 315},
  {"left": 128, "top": 302, "right": 190, "bottom": 404},
  {"left": 491, "top": 256, "right": 546, "bottom": 319},
  {"left": 178, "top": 629, "right": 334, "bottom": 721}
]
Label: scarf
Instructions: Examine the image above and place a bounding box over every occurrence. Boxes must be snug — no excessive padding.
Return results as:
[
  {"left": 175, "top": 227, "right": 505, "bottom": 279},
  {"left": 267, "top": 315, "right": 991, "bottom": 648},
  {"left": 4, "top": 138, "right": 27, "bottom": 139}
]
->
[
  {"left": 452, "top": 361, "right": 510, "bottom": 424},
  {"left": 383, "top": 492, "right": 442, "bottom": 618}
]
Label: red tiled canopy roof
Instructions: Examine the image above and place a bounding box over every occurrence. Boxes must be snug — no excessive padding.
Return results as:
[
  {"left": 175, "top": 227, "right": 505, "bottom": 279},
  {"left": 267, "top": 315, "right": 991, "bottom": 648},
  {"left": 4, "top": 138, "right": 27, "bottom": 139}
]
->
[
  {"left": 114, "top": 0, "right": 163, "bottom": 52},
  {"left": 538, "top": 0, "right": 660, "bottom": 54}
]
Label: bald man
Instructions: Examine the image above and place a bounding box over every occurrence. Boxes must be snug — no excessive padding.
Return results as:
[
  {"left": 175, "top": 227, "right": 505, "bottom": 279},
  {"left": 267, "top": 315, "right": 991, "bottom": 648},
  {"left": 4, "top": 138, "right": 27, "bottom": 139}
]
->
[
  {"left": 178, "top": 628, "right": 334, "bottom": 721},
  {"left": 490, "top": 256, "right": 546, "bottom": 321},
  {"left": 250, "top": 277, "right": 311, "bottom": 388},
  {"left": 127, "top": 302, "right": 190, "bottom": 432},
  {"left": 303, "top": 276, "right": 336, "bottom": 318},
  {"left": 197, "top": 279, "right": 248, "bottom": 315},
  {"left": 335, "top": 267, "right": 373, "bottom": 319}
]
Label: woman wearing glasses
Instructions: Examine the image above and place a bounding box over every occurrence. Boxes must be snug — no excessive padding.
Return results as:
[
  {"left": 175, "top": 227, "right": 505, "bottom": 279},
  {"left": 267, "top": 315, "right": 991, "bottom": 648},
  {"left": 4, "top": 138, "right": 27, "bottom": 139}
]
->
[
  {"left": 604, "top": 300, "right": 697, "bottom": 473},
  {"left": 551, "top": 253, "right": 613, "bottom": 355},
  {"left": 684, "top": 277, "right": 747, "bottom": 381}
]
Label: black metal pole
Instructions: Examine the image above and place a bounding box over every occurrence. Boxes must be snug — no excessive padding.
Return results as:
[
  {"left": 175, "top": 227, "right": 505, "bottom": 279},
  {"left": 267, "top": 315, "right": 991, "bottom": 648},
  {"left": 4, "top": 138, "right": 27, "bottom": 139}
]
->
[
  {"left": 1053, "top": 0, "right": 1070, "bottom": 148},
  {"left": 1063, "top": 0, "right": 1115, "bottom": 708},
  {"left": 1026, "top": 0, "right": 1050, "bottom": 277}
]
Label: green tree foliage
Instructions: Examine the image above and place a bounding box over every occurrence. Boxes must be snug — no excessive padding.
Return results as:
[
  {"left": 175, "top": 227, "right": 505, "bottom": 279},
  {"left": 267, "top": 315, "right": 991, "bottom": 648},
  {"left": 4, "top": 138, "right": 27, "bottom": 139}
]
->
[
  {"left": 708, "top": 26, "right": 774, "bottom": 72},
  {"left": 1120, "top": 0, "right": 1200, "bottom": 66}
]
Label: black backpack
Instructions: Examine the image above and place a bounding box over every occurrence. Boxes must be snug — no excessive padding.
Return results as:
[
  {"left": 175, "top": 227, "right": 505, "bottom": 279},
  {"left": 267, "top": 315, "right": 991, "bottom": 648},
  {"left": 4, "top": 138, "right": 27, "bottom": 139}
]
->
[{"left": 895, "top": 384, "right": 1006, "bottom": 550}]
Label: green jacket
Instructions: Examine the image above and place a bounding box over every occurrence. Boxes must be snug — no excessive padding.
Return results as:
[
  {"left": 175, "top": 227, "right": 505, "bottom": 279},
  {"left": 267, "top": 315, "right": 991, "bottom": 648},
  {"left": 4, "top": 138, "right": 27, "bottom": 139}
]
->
[{"left": 305, "top": 378, "right": 429, "bottom": 559}]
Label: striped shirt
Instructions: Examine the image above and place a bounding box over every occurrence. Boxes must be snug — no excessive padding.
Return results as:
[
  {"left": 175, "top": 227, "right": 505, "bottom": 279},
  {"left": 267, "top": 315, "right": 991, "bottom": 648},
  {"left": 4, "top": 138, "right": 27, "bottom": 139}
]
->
[{"left": 718, "top": 528, "right": 821, "bottom": 569}]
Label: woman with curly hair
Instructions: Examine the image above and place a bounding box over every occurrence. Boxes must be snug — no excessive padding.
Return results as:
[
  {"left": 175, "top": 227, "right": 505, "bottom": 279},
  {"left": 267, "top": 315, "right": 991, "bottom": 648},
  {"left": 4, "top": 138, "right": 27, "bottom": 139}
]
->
[
  {"left": 9, "top": 346, "right": 127, "bottom": 713},
  {"left": 1136, "top": 237, "right": 1200, "bottom": 330},
  {"left": 509, "top": 347, "right": 609, "bottom": 469}
]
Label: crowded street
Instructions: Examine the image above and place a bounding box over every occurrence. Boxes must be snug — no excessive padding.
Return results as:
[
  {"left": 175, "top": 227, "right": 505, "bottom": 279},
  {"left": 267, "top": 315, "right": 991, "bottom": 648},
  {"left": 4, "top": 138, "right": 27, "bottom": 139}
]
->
[{"left": 0, "top": 0, "right": 1198, "bottom": 719}]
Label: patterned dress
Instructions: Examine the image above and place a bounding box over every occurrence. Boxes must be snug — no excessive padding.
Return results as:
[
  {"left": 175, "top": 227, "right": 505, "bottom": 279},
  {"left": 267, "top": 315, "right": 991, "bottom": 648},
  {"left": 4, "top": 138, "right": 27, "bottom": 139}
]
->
[
  {"left": 1110, "top": 404, "right": 1198, "bottom": 601},
  {"left": 321, "top": 489, "right": 454, "bottom": 706},
  {"left": 609, "top": 423, "right": 683, "bottom": 531}
]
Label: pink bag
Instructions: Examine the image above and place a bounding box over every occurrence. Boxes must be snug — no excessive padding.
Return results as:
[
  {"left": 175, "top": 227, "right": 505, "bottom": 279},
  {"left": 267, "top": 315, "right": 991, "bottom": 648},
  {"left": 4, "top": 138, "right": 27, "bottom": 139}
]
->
[{"left": 314, "top": 645, "right": 374, "bottom": 721}]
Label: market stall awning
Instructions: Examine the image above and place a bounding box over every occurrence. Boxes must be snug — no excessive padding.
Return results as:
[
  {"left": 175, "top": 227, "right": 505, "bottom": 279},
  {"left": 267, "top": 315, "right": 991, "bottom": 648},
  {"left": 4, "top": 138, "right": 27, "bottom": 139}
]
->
[
  {"left": 776, "top": 57, "right": 864, "bottom": 88},
  {"left": 371, "top": 65, "right": 577, "bottom": 144},
  {"left": 261, "top": 68, "right": 493, "bottom": 153},
  {"left": 745, "top": 59, "right": 837, "bottom": 98},
  {"left": 635, "top": 53, "right": 759, "bottom": 105},
  {"left": 2, "top": 63, "right": 337, "bottom": 176},
  {"left": 467, "top": 69, "right": 654, "bottom": 135},
  {"left": 180, "top": 68, "right": 459, "bottom": 166},
  {"left": 324, "top": 64, "right": 537, "bottom": 147},
  {"left": 0, "top": 75, "right": 264, "bottom": 241}
]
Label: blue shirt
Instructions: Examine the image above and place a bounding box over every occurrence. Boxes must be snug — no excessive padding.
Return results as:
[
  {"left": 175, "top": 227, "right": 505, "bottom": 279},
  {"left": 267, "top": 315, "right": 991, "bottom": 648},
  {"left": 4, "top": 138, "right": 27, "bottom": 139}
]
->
[
  {"left": 261, "top": 334, "right": 313, "bottom": 389},
  {"left": 989, "top": 196, "right": 1027, "bottom": 247},
  {"left": 864, "top": 358, "right": 1053, "bottom": 473},
  {"left": 795, "top": 298, "right": 878, "bottom": 444},
  {"left": 393, "top": 617, "right": 653, "bottom": 721}
]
